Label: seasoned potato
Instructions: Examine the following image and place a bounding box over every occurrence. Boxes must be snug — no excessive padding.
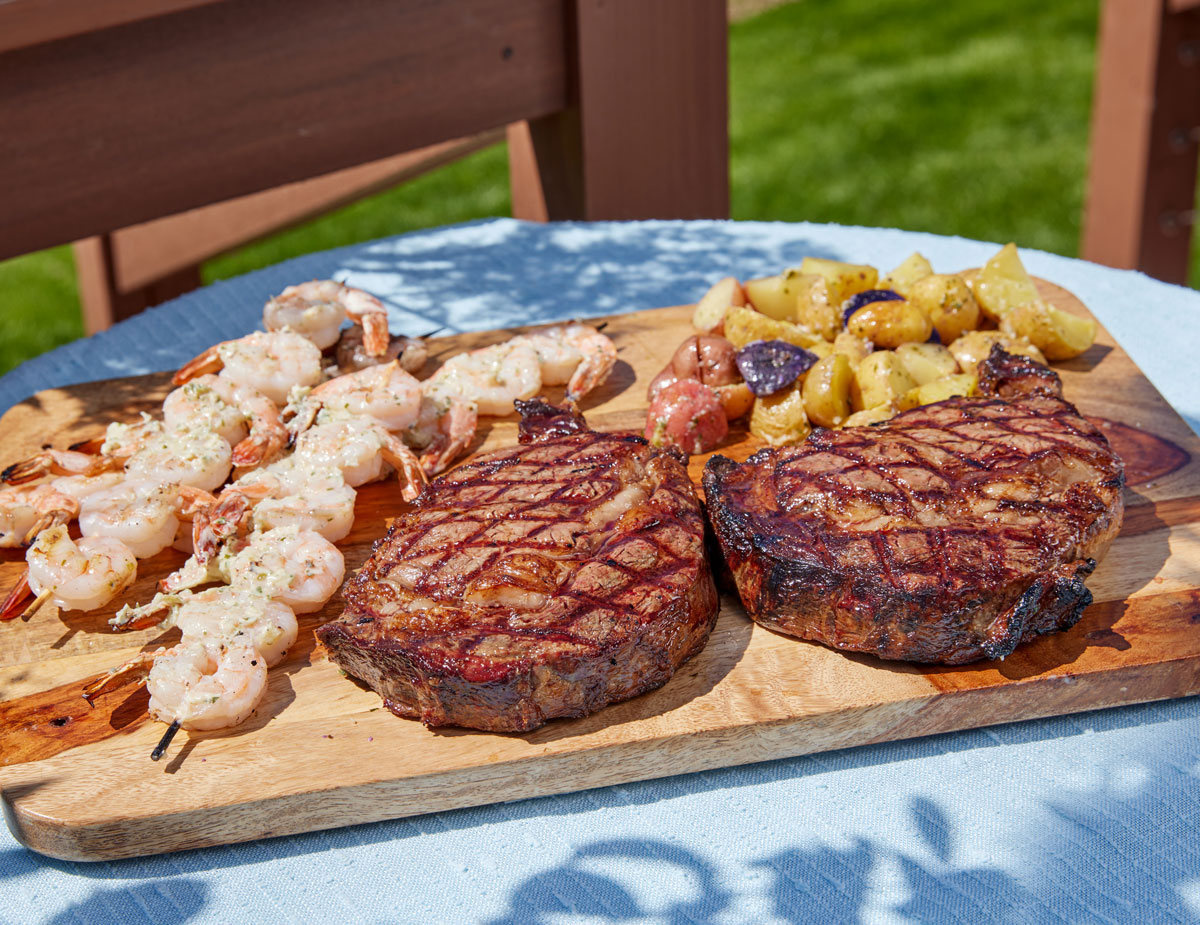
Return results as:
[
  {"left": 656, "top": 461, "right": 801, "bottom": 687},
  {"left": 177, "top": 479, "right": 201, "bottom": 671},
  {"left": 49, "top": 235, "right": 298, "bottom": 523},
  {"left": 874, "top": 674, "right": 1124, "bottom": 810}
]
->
[
  {"left": 723, "top": 306, "right": 824, "bottom": 350},
  {"left": 846, "top": 297, "right": 932, "bottom": 349},
  {"left": 879, "top": 251, "right": 934, "bottom": 297},
  {"left": 799, "top": 257, "right": 879, "bottom": 307},
  {"left": 692, "top": 276, "right": 747, "bottom": 334},
  {"left": 807, "top": 339, "right": 835, "bottom": 359},
  {"left": 669, "top": 335, "right": 740, "bottom": 386},
  {"left": 949, "top": 330, "right": 1047, "bottom": 374},
  {"left": 831, "top": 331, "right": 873, "bottom": 365},
  {"left": 715, "top": 382, "right": 755, "bottom": 420},
  {"left": 999, "top": 301, "right": 1096, "bottom": 361},
  {"left": 801, "top": 353, "right": 853, "bottom": 428},
  {"left": 908, "top": 273, "right": 982, "bottom": 343},
  {"left": 743, "top": 269, "right": 806, "bottom": 321},
  {"left": 793, "top": 274, "right": 840, "bottom": 340},
  {"left": 843, "top": 404, "right": 896, "bottom": 427},
  {"left": 972, "top": 242, "right": 1042, "bottom": 323},
  {"left": 895, "top": 342, "right": 958, "bottom": 386},
  {"left": 897, "top": 373, "right": 978, "bottom": 411},
  {"left": 850, "top": 351, "right": 917, "bottom": 411},
  {"left": 749, "top": 381, "right": 812, "bottom": 446}
]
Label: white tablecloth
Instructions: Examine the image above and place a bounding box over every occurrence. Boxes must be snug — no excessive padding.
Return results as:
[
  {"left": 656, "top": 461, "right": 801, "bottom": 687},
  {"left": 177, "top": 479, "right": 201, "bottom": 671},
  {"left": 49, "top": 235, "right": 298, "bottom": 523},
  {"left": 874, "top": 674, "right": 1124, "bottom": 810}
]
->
[{"left": 2, "top": 220, "right": 1198, "bottom": 924}]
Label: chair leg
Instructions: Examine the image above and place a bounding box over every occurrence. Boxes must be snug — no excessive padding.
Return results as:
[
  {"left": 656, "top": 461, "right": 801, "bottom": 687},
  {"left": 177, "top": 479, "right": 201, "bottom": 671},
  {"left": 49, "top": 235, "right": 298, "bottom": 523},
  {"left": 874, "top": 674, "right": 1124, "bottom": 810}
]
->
[
  {"left": 74, "top": 236, "right": 202, "bottom": 334},
  {"left": 1082, "top": 0, "right": 1200, "bottom": 284}
]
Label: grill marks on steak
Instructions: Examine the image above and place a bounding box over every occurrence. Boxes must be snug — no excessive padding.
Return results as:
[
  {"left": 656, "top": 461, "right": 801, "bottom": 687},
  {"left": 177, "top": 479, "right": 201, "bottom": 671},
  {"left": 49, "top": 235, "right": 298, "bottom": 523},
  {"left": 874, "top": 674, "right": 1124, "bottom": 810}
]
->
[
  {"left": 318, "top": 401, "right": 718, "bottom": 732},
  {"left": 704, "top": 349, "right": 1125, "bottom": 664}
]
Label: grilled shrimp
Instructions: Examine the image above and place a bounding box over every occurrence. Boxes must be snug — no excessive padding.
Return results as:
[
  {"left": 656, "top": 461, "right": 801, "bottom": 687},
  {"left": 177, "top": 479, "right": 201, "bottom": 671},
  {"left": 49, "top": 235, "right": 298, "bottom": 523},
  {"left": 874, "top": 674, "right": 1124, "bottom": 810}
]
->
[
  {"left": 1, "top": 448, "right": 123, "bottom": 485},
  {"left": 424, "top": 339, "right": 541, "bottom": 417},
  {"left": 163, "top": 375, "right": 287, "bottom": 467},
  {"left": 287, "top": 360, "right": 423, "bottom": 435},
  {"left": 524, "top": 324, "right": 617, "bottom": 399},
  {"left": 174, "top": 330, "right": 324, "bottom": 405},
  {"left": 292, "top": 416, "right": 425, "bottom": 498},
  {"left": 85, "top": 640, "right": 269, "bottom": 734},
  {"left": 24, "top": 525, "right": 137, "bottom": 614},
  {"left": 78, "top": 481, "right": 215, "bottom": 559},
  {"left": 0, "top": 482, "right": 82, "bottom": 547},
  {"left": 404, "top": 392, "right": 478, "bottom": 476},
  {"left": 162, "top": 525, "right": 344, "bottom": 614},
  {"left": 263, "top": 280, "right": 390, "bottom": 356},
  {"left": 193, "top": 457, "right": 357, "bottom": 556},
  {"left": 122, "top": 427, "right": 233, "bottom": 493}
]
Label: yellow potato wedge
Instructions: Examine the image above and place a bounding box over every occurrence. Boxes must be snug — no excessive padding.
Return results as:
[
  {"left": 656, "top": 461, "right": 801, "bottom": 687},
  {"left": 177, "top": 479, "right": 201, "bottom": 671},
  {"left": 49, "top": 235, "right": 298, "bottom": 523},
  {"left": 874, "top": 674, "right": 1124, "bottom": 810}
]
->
[
  {"left": 802, "top": 353, "right": 853, "bottom": 428},
  {"left": 793, "top": 274, "right": 840, "bottom": 340},
  {"left": 715, "top": 382, "right": 755, "bottom": 420},
  {"left": 1000, "top": 301, "right": 1096, "bottom": 361},
  {"left": 723, "top": 305, "right": 824, "bottom": 350},
  {"left": 743, "top": 269, "right": 806, "bottom": 321},
  {"left": 692, "top": 276, "right": 747, "bottom": 334},
  {"left": 879, "top": 251, "right": 934, "bottom": 297},
  {"left": 972, "top": 242, "right": 1041, "bottom": 323},
  {"left": 897, "top": 373, "right": 978, "bottom": 411},
  {"left": 850, "top": 351, "right": 916, "bottom": 411},
  {"left": 949, "top": 330, "right": 1047, "bottom": 374},
  {"left": 750, "top": 382, "right": 812, "bottom": 446},
  {"left": 831, "top": 331, "right": 873, "bottom": 365},
  {"left": 799, "top": 257, "right": 879, "bottom": 307},
  {"left": 843, "top": 404, "right": 896, "bottom": 427},
  {"left": 908, "top": 273, "right": 982, "bottom": 343},
  {"left": 895, "top": 342, "right": 958, "bottom": 386}
]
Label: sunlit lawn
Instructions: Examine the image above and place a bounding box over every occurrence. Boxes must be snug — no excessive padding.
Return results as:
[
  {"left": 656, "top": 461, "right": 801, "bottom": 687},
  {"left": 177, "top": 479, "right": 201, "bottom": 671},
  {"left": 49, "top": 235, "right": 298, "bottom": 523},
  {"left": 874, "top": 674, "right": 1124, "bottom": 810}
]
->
[{"left": 0, "top": 0, "right": 1108, "bottom": 376}]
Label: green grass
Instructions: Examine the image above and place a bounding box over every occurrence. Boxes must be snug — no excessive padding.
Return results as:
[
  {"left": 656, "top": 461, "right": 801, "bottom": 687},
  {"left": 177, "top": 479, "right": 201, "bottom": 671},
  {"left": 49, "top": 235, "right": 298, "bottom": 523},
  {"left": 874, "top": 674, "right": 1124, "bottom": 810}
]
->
[{"left": 0, "top": 0, "right": 1105, "bottom": 376}]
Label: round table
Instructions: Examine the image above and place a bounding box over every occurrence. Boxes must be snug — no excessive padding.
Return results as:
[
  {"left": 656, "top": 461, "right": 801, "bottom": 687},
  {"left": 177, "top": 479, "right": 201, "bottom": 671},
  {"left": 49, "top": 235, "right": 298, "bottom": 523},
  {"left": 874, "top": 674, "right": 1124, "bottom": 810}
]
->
[{"left": 3, "top": 220, "right": 1199, "bottom": 924}]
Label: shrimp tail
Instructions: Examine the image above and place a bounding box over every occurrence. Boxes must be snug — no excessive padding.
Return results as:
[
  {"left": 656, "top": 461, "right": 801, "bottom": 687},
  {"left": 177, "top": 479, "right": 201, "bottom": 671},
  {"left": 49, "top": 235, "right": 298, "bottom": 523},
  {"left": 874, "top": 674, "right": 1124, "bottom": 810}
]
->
[
  {"left": 192, "top": 492, "right": 256, "bottom": 562},
  {"left": 2, "top": 454, "right": 50, "bottom": 485},
  {"left": 381, "top": 438, "right": 428, "bottom": 502},
  {"left": 81, "top": 651, "right": 158, "bottom": 704},
  {"left": 418, "top": 398, "right": 478, "bottom": 476},
  {"left": 231, "top": 427, "right": 287, "bottom": 469},
  {"left": 0, "top": 570, "right": 31, "bottom": 621},
  {"left": 359, "top": 314, "right": 391, "bottom": 357},
  {"left": 173, "top": 344, "right": 223, "bottom": 386},
  {"left": 68, "top": 436, "right": 105, "bottom": 454},
  {"left": 3, "top": 449, "right": 118, "bottom": 485}
]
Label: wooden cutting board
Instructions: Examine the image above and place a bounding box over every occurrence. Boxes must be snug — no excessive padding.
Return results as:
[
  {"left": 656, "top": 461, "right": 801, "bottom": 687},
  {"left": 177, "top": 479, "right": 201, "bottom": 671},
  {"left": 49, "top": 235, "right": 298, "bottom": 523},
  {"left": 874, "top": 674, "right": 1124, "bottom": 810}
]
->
[{"left": 2, "top": 281, "right": 1198, "bottom": 861}]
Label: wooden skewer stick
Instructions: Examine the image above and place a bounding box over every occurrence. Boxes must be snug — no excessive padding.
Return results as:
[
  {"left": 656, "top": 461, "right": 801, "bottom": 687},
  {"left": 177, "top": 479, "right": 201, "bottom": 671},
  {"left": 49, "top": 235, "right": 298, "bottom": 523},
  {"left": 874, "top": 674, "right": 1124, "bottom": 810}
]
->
[
  {"left": 20, "top": 589, "right": 52, "bottom": 622},
  {"left": 150, "top": 720, "right": 181, "bottom": 761}
]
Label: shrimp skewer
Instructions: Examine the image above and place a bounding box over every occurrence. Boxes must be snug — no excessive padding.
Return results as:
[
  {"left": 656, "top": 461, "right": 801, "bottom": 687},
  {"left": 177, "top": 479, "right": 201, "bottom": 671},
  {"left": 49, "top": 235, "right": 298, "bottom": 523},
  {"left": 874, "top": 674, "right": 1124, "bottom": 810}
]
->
[
  {"left": 292, "top": 417, "right": 426, "bottom": 499},
  {"left": 160, "top": 525, "right": 345, "bottom": 615},
  {"left": 10, "top": 526, "right": 138, "bottom": 620},
  {"left": 264, "top": 280, "right": 391, "bottom": 356}
]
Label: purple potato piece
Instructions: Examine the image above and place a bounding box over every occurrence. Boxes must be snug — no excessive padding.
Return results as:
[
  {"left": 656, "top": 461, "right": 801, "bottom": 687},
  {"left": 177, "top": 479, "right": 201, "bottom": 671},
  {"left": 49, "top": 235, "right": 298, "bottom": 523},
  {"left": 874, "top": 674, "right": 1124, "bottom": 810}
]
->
[
  {"left": 842, "top": 289, "right": 903, "bottom": 326},
  {"left": 735, "top": 339, "right": 818, "bottom": 397}
]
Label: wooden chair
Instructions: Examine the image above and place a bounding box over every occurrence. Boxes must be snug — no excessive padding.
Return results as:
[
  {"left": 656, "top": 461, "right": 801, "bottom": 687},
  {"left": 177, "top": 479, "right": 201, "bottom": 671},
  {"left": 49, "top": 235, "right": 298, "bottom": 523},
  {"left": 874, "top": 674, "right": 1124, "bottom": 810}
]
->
[
  {"left": 0, "top": 0, "right": 729, "bottom": 332},
  {"left": 1082, "top": 0, "right": 1200, "bottom": 284}
]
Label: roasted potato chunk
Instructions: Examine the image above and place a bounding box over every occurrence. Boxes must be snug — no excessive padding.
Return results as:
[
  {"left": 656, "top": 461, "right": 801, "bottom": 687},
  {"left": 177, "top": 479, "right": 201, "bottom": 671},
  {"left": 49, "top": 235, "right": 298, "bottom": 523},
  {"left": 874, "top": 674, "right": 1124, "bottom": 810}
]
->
[
  {"left": 879, "top": 251, "right": 934, "bottom": 297},
  {"left": 908, "top": 273, "right": 982, "bottom": 343},
  {"left": 895, "top": 342, "right": 958, "bottom": 386},
  {"left": 798, "top": 257, "right": 879, "bottom": 307},
  {"left": 898, "top": 373, "right": 978, "bottom": 411},
  {"left": 850, "top": 351, "right": 917, "bottom": 411},
  {"left": 743, "top": 269, "right": 806, "bottom": 321},
  {"left": 949, "top": 330, "right": 1047, "bottom": 374},
  {"left": 749, "top": 381, "right": 812, "bottom": 446},
  {"left": 843, "top": 404, "right": 896, "bottom": 427},
  {"left": 692, "top": 276, "right": 747, "bottom": 334},
  {"left": 972, "top": 242, "right": 1042, "bottom": 323},
  {"left": 1000, "top": 301, "right": 1096, "bottom": 361},
  {"left": 723, "top": 306, "right": 824, "bottom": 350},
  {"left": 846, "top": 297, "right": 932, "bottom": 349},
  {"left": 831, "top": 331, "right": 872, "bottom": 364},
  {"left": 802, "top": 353, "right": 853, "bottom": 428}
]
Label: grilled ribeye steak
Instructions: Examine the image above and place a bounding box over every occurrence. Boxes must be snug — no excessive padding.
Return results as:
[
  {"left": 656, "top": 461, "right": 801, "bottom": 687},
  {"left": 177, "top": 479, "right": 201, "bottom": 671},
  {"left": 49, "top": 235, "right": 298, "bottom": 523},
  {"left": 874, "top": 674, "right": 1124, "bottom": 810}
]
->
[
  {"left": 318, "top": 400, "right": 719, "bottom": 732},
  {"left": 704, "top": 348, "right": 1124, "bottom": 665}
]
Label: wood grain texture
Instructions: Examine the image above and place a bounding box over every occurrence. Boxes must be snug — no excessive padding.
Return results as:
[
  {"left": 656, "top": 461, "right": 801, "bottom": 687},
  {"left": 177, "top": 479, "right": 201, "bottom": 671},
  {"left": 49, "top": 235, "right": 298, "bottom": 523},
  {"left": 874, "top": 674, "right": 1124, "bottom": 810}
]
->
[{"left": 1, "top": 279, "right": 1198, "bottom": 861}]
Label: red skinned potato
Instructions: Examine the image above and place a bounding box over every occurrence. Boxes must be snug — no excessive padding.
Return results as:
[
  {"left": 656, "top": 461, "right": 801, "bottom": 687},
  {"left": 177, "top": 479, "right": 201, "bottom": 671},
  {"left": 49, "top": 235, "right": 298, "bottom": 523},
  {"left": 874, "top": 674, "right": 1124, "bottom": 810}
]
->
[
  {"left": 645, "top": 379, "right": 728, "bottom": 455},
  {"left": 647, "top": 365, "right": 679, "bottom": 402},
  {"left": 670, "top": 335, "right": 740, "bottom": 387}
]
